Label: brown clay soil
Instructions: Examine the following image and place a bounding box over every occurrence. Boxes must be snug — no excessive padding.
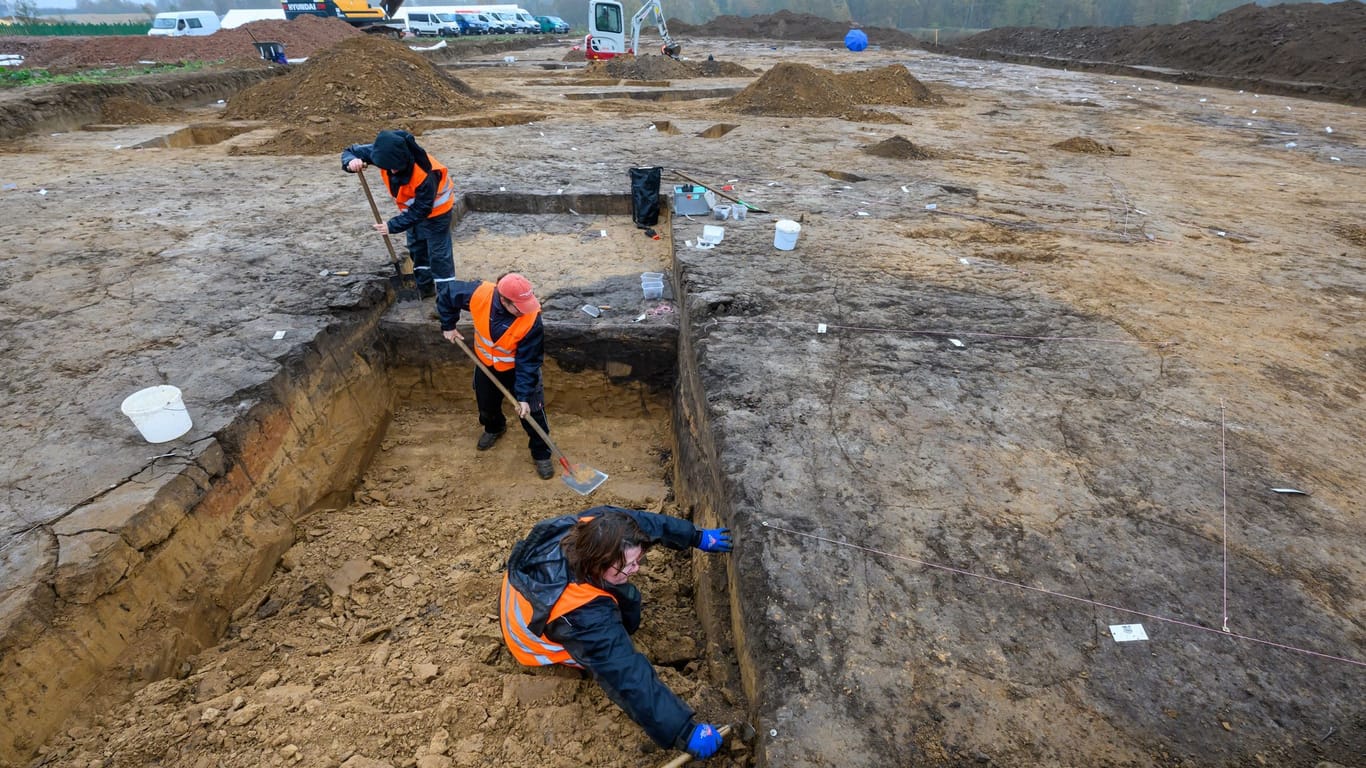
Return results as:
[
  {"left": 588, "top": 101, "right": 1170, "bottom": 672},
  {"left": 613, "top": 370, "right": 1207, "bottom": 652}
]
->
[
  {"left": 0, "top": 6, "right": 1364, "bottom": 768},
  {"left": 1051, "top": 136, "right": 1128, "bottom": 155},
  {"left": 956, "top": 0, "right": 1366, "bottom": 102},
  {"left": 585, "top": 54, "right": 751, "bottom": 81}
]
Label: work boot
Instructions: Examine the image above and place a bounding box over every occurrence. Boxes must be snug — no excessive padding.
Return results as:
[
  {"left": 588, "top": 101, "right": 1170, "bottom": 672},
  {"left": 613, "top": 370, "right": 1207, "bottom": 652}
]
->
[
  {"left": 418, "top": 283, "right": 436, "bottom": 299},
  {"left": 476, "top": 430, "right": 505, "bottom": 451},
  {"left": 535, "top": 459, "right": 555, "bottom": 480}
]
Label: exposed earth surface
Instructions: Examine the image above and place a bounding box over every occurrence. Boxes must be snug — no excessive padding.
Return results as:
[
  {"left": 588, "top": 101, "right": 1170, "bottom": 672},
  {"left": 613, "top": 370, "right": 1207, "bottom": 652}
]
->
[{"left": 0, "top": 4, "right": 1363, "bottom": 768}]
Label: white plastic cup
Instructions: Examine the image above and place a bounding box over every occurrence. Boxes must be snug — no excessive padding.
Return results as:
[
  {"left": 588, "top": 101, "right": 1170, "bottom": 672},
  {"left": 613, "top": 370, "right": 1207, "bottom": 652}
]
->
[
  {"left": 732, "top": 205, "right": 747, "bottom": 221},
  {"left": 774, "top": 219, "right": 801, "bottom": 250},
  {"left": 120, "top": 385, "right": 193, "bottom": 443}
]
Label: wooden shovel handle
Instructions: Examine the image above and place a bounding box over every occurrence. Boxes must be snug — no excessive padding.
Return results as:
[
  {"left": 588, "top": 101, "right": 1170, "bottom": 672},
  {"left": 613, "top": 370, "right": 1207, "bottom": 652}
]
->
[
  {"left": 357, "top": 169, "right": 402, "bottom": 267},
  {"left": 447, "top": 333, "right": 567, "bottom": 464}
]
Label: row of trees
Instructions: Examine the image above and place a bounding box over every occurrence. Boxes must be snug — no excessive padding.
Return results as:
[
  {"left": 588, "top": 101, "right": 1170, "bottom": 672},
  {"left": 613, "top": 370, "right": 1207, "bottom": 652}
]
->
[{"left": 17, "top": 0, "right": 1319, "bottom": 29}]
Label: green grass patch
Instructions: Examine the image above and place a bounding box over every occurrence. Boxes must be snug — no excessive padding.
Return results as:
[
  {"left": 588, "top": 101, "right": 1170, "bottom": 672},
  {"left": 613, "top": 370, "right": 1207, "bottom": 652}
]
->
[
  {"left": 0, "top": 60, "right": 212, "bottom": 88},
  {"left": 4, "top": 21, "right": 152, "bottom": 36}
]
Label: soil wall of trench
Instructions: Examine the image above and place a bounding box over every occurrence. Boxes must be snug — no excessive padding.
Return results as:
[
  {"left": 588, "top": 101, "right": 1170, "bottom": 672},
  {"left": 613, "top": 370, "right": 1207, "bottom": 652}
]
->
[{"left": 0, "top": 277, "right": 744, "bottom": 766}]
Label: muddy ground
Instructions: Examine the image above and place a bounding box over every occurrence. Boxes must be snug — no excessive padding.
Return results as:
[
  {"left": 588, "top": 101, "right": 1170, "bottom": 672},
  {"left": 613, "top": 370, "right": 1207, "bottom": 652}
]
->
[{"left": 1, "top": 10, "right": 1364, "bottom": 768}]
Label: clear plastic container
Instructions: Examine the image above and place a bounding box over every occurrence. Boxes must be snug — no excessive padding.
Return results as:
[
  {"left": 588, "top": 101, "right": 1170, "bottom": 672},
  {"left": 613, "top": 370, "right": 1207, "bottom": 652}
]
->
[{"left": 641, "top": 280, "right": 664, "bottom": 299}]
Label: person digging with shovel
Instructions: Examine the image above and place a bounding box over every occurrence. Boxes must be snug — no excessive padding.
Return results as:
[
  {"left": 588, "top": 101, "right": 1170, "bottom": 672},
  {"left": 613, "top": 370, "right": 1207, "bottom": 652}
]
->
[
  {"left": 439, "top": 272, "right": 556, "bottom": 480},
  {"left": 500, "top": 507, "right": 733, "bottom": 761},
  {"left": 341, "top": 130, "right": 456, "bottom": 300}
]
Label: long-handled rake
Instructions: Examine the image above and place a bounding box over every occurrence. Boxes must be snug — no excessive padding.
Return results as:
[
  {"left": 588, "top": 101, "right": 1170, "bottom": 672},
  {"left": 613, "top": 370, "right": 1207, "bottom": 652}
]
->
[{"left": 448, "top": 335, "right": 608, "bottom": 495}]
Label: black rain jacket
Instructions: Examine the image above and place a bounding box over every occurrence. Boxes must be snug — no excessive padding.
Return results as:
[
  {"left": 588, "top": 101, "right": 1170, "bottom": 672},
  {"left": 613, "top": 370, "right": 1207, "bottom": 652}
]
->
[{"left": 504, "top": 506, "right": 699, "bottom": 750}]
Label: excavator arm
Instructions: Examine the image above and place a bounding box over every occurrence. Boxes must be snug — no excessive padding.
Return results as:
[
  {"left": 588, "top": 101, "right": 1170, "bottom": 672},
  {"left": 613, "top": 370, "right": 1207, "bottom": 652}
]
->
[
  {"left": 380, "top": 0, "right": 403, "bottom": 18},
  {"left": 629, "top": 0, "right": 680, "bottom": 58}
]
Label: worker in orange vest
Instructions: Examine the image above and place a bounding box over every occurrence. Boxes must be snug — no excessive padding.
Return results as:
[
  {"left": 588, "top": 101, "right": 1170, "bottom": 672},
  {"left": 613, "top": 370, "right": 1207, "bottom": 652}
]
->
[
  {"left": 501, "top": 507, "right": 733, "bottom": 760},
  {"left": 438, "top": 272, "right": 554, "bottom": 479},
  {"left": 341, "top": 130, "right": 456, "bottom": 300}
]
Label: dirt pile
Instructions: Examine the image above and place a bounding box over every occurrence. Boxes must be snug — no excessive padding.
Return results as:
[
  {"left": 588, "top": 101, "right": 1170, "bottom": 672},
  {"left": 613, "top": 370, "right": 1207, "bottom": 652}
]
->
[
  {"left": 99, "top": 96, "right": 186, "bottom": 124},
  {"left": 223, "top": 35, "right": 481, "bottom": 156},
  {"left": 862, "top": 135, "right": 938, "bottom": 160},
  {"left": 584, "top": 54, "right": 750, "bottom": 80},
  {"left": 837, "top": 64, "right": 943, "bottom": 105},
  {"left": 721, "top": 62, "right": 940, "bottom": 121},
  {"left": 955, "top": 0, "right": 1366, "bottom": 98},
  {"left": 0, "top": 15, "right": 361, "bottom": 70},
  {"left": 669, "top": 10, "right": 920, "bottom": 47}
]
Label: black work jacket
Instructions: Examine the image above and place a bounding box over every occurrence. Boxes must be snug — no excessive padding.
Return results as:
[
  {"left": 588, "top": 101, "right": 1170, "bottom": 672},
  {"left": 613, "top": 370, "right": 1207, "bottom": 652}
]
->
[{"left": 505, "top": 506, "right": 699, "bottom": 750}]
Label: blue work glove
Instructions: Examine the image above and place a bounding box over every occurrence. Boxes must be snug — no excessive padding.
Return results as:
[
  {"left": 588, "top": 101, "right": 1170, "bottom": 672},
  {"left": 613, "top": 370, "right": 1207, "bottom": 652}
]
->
[
  {"left": 686, "top": 723, "right": 723, "bottom": 759},
  {"left": 695, "top": 528, "right": 732, "bottom": 553}
]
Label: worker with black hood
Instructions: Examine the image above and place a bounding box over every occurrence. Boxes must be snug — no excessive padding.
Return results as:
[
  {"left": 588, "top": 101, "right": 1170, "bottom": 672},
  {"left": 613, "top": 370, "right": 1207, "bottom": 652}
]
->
[
  {"left": 341, "top": 130, "right": 456, "bottom": 299},
  {"left": 500, "top": 507, "right": 734, "bottom": 760}
]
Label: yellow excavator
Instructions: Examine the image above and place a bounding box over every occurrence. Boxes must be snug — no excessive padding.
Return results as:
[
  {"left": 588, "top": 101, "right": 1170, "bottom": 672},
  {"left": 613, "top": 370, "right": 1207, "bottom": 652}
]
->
[{"left": 280, "top": 0, "right": 406, "bottom": 34}]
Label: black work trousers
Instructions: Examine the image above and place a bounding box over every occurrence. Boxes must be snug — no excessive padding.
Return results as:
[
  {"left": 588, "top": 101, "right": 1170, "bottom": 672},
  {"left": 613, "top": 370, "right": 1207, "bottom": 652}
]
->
[{"left": 474, "top": 366, "right": 551, "bottom": 461}]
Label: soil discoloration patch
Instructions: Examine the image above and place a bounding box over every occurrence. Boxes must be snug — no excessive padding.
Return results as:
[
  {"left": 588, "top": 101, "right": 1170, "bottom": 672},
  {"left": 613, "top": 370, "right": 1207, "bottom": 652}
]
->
[{"left": 1051, "top": 136, "right": 1128, "bottom": 155}]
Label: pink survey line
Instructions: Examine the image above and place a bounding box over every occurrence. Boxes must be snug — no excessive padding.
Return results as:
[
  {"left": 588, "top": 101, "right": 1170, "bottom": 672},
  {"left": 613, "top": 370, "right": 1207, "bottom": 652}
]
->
[
  {"left": 761, "top": 522, "right": 1365, "bottom": 669},
  {"left": 1220, "top": 401, "right": 1230, "bottom": 634}
]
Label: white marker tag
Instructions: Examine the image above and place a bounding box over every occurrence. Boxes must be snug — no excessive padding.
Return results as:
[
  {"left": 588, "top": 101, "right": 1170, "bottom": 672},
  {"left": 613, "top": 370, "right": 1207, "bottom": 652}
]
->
[
  {"left": 816, "top": 323, "right": 827, "bottom": 334},
  {"left": 1110, "top": 623, "right": 1148, "bottom": 642},
  {"left": 273, "top": 331, "right": 287, "bottom": 340},
  {"left": 949, "top": 338, "right": 965, "bottom": 348}
]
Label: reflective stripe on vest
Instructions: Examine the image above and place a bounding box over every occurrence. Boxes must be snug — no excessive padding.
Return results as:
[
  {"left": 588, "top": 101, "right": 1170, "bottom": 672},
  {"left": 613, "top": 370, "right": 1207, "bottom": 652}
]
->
[
  {"left": 470, "top": 282, "right": 538, "bottom": 371},
  {"left": 380, "top": 159, "right": 454, "bottom": 218},
  {"left": 499, "top": 572, "right": 615, "bottom": 667}
]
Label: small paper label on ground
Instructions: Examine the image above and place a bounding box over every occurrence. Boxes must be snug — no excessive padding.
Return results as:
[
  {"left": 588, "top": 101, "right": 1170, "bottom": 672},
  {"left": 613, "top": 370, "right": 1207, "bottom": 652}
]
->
[
  {"left": 1110, "top": 623, "right": 1148, "bottom": 642},
  {"left": 273, "top": 331, "right": 287, "bottom": 340}
]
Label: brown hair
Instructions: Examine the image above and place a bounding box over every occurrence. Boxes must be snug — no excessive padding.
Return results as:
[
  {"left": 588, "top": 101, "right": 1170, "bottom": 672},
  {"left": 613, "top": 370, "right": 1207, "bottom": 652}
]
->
[{"left": 562, "top": 511, "right": 646, "bottom": 584}]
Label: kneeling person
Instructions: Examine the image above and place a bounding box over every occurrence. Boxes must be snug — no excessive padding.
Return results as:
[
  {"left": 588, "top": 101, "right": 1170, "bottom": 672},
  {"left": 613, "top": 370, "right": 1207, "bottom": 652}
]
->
[{"left": 500, "top": 507, "right": 733, "bottom": 760}]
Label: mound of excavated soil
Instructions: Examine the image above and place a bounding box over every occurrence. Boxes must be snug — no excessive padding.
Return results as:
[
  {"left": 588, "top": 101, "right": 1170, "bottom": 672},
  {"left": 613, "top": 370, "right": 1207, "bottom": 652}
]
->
[
  {"left": 99, "top": 96, "right": 186, "bottom": 124},
  {"left": 223, "top": 36, "right": 481, "bottom": 156},
  {"left": 837, "top": 64, "right": 943, "bottom": 106},
  {"left": 862, "top": 135, "right": 938, "bottom": 160},
  {"left": 669, "top": 9, "right": 920, "bottom": 47},
  {"left": 721, "top": 62, "right": 938, "bottom": 121},
  {"left": 0, "top": 15, "right": 361, "bottom": 70},
  {"left": 956, "top": 1, "right": 1366, "bottom": 95},
  {"left": 224, "top": 36, "right": 479, "bottom": 123},
  {"left": 1052, "top": 136, "right": 1127, "bottom": 155},
  {"left": 584, "top": 54, "right": 750, "bottom": 80}
]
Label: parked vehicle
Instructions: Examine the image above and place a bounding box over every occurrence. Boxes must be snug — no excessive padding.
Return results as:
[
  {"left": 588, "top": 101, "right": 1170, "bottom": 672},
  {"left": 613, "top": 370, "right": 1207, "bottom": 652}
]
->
[
  {"left": 147, "top": 10, "right": 220, "bottom": 37},
  {"left": 477, "top": 12, "right": 509, "bottom": 33},
  {"left": 536, "top": 14, "right": 570, "bottom": 34},
  {"left": 492, "top": 11, "right": 530, "bottom": 33},
  {"left": 513, "top": 10, "right": 541, "bottom": 32},
  {"left": 455, "top": 12, "right": 489, "bottom": 34},
  {"left": 406, "top": 10, "right": 462, "bottom": 36}
]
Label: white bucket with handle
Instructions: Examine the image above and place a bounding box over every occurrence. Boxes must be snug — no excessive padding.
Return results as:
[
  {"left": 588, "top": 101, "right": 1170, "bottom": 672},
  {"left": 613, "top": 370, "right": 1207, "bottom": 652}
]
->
[
  {"left": 121, "top": 385, "right": 193, "bottom": 443},
  {"left": 774, "top": 219, "right": 801, "bottom": 250}
]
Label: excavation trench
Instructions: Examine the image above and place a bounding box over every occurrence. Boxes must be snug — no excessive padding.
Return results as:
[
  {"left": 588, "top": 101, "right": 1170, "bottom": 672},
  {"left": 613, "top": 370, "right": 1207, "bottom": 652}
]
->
[{"left": 1, "top": 195, "right": 753, "bottom": 767}]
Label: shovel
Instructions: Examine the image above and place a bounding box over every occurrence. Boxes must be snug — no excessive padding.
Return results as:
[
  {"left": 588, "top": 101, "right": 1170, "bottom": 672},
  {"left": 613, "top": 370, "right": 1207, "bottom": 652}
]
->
[
  {"left": 448, "top": 334, "right": 608, "bottom": 495},
  {"left": 357, "top": 169, "right": 415, "bottom": 287}
]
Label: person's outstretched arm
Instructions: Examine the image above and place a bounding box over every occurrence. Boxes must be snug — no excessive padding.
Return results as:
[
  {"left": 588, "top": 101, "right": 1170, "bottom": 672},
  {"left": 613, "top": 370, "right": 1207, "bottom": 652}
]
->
[{"left": 548, "top": 598, "right": 697, "bottom": 750}]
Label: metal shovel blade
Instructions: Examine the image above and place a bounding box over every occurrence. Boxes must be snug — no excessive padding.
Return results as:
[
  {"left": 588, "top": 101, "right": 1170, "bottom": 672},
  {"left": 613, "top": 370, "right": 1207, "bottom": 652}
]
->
[{"left": 558, "top": 457, "right": 608, "bottom": 496}]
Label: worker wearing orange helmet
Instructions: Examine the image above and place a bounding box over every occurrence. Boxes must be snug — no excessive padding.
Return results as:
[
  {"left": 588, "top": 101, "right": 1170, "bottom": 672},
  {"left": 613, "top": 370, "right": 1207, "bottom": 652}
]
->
[
  {"left": 501, "top": 507, "right": 733, "bottom": 760},
  {"left": 438, "top": 272, "right": 554, "bottom": 479}
]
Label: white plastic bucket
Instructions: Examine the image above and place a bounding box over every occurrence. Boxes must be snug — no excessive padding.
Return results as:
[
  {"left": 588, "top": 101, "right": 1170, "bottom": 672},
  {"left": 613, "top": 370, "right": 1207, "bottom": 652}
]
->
[
  {"left": 774, "top": 219, "right": 801, "bottom": 250},
  {"left": 120, "top": 385, "right": 192, "bottom": 443}
]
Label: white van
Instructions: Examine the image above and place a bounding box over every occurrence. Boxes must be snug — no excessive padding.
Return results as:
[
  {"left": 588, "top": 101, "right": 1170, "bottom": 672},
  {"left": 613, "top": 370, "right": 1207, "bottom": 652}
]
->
[
  {"left": 147, "top": 11, "right": 221, "bottom": 37},
  {"left": 406, "top": 11, "right": 461, "bottom": 37}
]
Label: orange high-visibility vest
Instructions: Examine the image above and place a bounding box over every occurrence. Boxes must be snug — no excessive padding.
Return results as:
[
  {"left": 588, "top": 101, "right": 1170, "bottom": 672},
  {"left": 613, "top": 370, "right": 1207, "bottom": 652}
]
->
[
  {"left": 500, "top": 573, "right": 616, "bottom": 667},
  {"left": 381, "top": 159, "right": 454, "bottom": 218},
  {"left": 470, "top": 282, "right": 539, "bottom": 371}
]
